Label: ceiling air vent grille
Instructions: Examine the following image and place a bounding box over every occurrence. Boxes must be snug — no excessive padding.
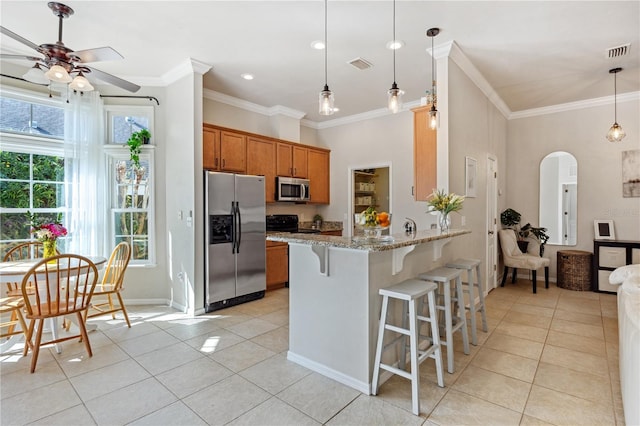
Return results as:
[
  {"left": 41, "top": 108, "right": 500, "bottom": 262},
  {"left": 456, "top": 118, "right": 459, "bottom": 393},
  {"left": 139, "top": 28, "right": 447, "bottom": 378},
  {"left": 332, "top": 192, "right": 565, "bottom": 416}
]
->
[
  {"left": 607, "top": 43, "right": 630, "bottom": 58},
  {"left": 347, "top": 57, "right": 373, "bottom": 70}
]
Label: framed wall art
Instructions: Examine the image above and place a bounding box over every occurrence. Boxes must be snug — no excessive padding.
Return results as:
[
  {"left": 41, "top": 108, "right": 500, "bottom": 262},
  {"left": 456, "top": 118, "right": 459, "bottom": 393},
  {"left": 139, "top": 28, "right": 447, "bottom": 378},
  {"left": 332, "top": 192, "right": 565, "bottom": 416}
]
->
[
  {"left": 465, "top": 156, "right": 477, "bottom": 198},
  {"left": 622, "top": 150, "right": 640, "bottom": 197},
  {"left": 594, "top": 220, "right": 615, "bottom": 240}
]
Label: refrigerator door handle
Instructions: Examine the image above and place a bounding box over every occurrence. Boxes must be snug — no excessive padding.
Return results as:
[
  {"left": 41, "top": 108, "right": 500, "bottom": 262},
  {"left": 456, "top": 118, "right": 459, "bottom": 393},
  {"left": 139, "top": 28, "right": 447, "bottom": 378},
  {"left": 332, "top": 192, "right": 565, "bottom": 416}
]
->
[
  {"left": 236, "top": 201, "right": 242, "bottom": 253},
  {"left": 231, "top": 201, "right": 238, "bottom": 254}
]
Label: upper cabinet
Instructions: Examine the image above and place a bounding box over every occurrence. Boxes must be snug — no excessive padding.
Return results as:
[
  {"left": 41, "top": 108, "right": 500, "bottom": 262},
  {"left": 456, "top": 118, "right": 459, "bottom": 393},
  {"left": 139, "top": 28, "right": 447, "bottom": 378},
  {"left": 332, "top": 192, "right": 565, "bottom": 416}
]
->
[
  {"left": 277, "top": 143, "right": 308, "bottom": 178},
  {"left": 307, "top": 148, "right": 330, "bottom": 204},
  {"left": 247, "top": 137, "right": 277, "bottom": 203},
  {"left": 202, "top": 123, "right": 330, "bottom": 204},
  {"left": 203, "top": 125, "right": 246, "bottom": 173},
  {"left": 412, "top": 105, "right": 437, "bottom": 201}
]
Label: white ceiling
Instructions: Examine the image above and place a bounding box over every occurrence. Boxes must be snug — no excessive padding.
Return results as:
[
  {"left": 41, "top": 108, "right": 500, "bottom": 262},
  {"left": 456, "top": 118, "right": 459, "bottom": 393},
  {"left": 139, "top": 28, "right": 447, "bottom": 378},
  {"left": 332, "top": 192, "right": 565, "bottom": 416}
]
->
[{"left": 1, "top": 1, "right": 639, "bottom": 123}]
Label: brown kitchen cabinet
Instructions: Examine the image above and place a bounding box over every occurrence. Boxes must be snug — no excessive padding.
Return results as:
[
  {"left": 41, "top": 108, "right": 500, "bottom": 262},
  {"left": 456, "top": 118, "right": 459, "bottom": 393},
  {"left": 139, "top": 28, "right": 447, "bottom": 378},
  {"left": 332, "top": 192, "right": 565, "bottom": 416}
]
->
[
  {"left": 412, "top": 105, "right": 437, "bottom": 201},
  {"left": 203, "top": 124, "right": 246, "bottom": 173},
  {"left": 266, "top": 240, "right": 288, "bottom": 290},
  {"left": 276, "top": 142, "right": 308, "bottom": 178},
  {"left": 307, "top": 148, "right": 330, "bottom": 204},
  {"left": 247, "top": 137, "right": 277, "bottom": 203}
]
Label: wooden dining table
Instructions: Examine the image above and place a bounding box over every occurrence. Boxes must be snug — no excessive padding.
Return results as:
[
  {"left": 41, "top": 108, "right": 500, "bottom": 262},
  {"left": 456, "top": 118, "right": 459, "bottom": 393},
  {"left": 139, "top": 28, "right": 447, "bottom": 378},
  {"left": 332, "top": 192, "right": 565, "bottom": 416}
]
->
[{"left": 0, "top": 255, "right": 106, "bottom": 354}]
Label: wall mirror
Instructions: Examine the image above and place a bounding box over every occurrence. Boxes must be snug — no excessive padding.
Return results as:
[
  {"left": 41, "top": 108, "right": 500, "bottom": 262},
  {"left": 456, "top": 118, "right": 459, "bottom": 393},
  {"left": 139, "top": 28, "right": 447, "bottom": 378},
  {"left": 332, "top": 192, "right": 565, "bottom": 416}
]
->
[{"left": 539, "top": 151, "right": 577, "bottom": 245}]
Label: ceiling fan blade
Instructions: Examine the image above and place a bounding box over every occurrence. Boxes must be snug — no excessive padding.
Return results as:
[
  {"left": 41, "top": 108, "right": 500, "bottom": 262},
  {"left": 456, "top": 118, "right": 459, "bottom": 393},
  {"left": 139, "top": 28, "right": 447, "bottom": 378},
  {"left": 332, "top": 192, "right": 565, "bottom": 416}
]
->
[
  {"left": 85, "top": 66, "right": 140, "bottom": 93},
  {"left": 0, "top": 26, "right": 41, "bottom": 52},
  {"left": 69, "top": 46, "right": 123, "bottom": 63},
  {"left": 0, "top": 54, "right": 44, "bottom": 62}
]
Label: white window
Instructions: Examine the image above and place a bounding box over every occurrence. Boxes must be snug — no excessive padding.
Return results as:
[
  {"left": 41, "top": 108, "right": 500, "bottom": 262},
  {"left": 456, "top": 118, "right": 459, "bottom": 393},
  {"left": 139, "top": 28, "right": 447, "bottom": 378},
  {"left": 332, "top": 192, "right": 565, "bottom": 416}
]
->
[{"left": 104, "top": 106, "right": 155, "bottom": 265}]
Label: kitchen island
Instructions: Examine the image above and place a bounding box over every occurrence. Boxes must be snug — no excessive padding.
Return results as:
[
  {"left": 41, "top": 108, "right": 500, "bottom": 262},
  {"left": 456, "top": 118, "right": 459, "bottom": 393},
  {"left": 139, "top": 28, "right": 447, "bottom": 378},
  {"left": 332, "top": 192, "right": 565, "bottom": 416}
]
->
[{"left": 267, "top": 228, "right": 470, "bottom": 394}]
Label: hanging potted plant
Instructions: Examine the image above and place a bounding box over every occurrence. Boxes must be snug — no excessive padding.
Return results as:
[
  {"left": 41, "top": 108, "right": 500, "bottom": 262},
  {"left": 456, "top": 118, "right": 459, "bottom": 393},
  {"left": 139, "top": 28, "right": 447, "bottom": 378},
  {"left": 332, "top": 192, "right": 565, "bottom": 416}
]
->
[{"left": 126, "top": 129, "right": 151, "bottom": 169}]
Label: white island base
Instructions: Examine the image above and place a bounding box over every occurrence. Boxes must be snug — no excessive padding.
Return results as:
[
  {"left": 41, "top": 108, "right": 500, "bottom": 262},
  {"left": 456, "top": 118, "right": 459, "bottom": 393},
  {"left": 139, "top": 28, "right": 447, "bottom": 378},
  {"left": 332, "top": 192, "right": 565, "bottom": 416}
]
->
[{"left": 269, "top": 229, "right": 470, "bottom": 394}]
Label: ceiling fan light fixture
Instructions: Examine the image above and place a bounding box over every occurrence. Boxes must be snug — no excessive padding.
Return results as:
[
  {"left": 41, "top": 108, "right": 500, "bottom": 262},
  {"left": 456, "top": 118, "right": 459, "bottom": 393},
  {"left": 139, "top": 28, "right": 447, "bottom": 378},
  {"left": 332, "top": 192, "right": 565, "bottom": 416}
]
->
[
  {"left": 606, "top": 67, "right": 626, "bottom": 142},
  {"left": 22, "top": 63, "right": 49, "bottom": 85},
  {"left": 69, "top": 72, "right": 94, "bottom": 92},
  {"left": 45, "top": 64, "right": 72, "bottom": 83}
]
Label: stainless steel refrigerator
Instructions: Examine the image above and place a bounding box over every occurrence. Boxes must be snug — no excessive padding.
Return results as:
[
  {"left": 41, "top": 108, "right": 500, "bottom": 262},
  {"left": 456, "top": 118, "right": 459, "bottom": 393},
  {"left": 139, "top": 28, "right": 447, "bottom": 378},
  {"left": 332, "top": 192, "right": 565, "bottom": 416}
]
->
[{"left": 204, "top": 171, "right": 266, "bottom": 312}]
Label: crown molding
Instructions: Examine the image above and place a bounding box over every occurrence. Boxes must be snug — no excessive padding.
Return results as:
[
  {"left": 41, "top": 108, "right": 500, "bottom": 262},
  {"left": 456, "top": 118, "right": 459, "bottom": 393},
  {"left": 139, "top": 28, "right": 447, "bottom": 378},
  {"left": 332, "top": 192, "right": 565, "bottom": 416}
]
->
[
  {"left": 509, "top": 91, "right": 640, "bottom": 119},
  {"left": 202, "top": 89, "right": 305, "bottom": 119},
  {"left": 161, "top": 58, "right": 212, "bottom": 85},
  {"left": 447, "top": 41, "right": 512, "bottom": 119},
  {"left": 301, "top": 99, "right": 423, "bottom": 130}
]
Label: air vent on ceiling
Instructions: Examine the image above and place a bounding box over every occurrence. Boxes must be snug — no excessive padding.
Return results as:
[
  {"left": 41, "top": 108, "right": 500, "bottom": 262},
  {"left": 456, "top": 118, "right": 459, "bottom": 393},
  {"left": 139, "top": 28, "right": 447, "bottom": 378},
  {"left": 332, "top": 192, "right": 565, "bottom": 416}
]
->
[
  {"left": 607, "top": 43, "right": 630, "bottom": 58},
  {"left": 347, "top": 57, "right": 373, "bottom": 70}
]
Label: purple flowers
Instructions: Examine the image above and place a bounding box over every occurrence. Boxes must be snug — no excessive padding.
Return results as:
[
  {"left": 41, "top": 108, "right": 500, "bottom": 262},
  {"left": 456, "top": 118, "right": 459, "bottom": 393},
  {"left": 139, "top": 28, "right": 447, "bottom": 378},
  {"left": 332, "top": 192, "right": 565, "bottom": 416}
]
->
[{"left": 28, "top": 212, "right": 67, "bottom": 242}]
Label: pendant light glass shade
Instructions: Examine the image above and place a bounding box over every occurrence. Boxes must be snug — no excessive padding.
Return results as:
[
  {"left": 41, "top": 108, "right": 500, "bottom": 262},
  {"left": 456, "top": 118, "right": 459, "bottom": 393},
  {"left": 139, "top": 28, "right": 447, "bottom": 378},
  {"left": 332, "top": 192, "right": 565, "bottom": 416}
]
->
[
  {"left": 428, "top": 105, "right": 438, "bottom": 130},
  {"left": 319, "top": 84, "right": 334, "bottom": 115},
  {"left": 318, "top": 0, "right": 335, "bottom": 116},
  {"left": 606, "top": 67, "right": 625, "bottom": 142},
  {"left": 22, "top": 63, "right": 49, "bottom": 85},
  {"left": 607, "top": 123, "right": 626, "bottom": 143},
  {"left": 69, "top": 72, "right": 94, "bottom": 92},
  {"left": 44, "top": 64, "right": 72, "bottom": 83},
  {"left": 388, "top": 82, "right": 403, "bottom": 113}
]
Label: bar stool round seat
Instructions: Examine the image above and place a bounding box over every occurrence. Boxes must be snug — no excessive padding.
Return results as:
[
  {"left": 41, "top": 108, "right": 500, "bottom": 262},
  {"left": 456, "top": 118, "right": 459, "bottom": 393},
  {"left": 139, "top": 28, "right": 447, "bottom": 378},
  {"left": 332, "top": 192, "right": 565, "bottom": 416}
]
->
[
  {"left": 446, "top": 258, "right": 488, "bottom": 345},
  {"left": 417, "top": 267, "right": 470, "bottom": 373},
  {"left": 372, "top": 278, "right": 444, "bottom": 416}
]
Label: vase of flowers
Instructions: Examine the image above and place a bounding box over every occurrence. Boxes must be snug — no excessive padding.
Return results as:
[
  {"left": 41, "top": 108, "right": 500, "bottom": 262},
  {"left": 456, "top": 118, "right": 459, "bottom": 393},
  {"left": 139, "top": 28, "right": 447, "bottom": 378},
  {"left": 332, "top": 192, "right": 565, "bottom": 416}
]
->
[
  {"left": 426, "top": 189, "right": 465, "bottom": 233},
  {"left": 28, "top": 212, "right": 67, "bottom": 262}
]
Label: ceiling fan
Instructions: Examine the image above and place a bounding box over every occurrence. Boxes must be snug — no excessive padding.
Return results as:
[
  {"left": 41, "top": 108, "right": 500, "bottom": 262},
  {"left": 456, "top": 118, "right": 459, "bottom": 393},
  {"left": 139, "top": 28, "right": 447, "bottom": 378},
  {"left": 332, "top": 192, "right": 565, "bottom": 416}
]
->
[{"left": 0, "top": 1, "right": 140, "bottom": 93}]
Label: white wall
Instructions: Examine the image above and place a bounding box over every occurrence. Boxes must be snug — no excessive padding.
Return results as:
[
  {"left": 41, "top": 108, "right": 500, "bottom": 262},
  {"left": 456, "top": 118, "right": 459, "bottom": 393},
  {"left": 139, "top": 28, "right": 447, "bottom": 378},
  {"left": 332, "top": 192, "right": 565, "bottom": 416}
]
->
[
  {"left": 507, "top": 99, "right": 640, "bottom": 277},
  {"left": 444, "top": 59, "right": 509, "bottom": 273}
]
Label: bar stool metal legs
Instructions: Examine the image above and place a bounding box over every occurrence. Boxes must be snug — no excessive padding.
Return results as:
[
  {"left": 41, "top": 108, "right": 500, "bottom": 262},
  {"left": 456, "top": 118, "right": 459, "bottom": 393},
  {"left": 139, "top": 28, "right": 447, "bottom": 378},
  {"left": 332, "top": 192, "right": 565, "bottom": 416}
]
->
[
  {"left": 446, "top": 258, "right": 488, "bottom": 345},
  {"left": 418, "top": 267, "right": 470, "bottom": 374},
  {"left": 372, "top": 279, "right": 444, "bottom": 416}
]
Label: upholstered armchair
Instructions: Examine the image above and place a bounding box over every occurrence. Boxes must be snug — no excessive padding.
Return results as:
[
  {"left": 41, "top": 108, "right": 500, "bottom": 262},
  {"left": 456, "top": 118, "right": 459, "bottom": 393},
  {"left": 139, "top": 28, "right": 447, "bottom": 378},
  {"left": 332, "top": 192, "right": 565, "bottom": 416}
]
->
[{"left": 498, "top": 229, "right": 550, "bottom": 293}]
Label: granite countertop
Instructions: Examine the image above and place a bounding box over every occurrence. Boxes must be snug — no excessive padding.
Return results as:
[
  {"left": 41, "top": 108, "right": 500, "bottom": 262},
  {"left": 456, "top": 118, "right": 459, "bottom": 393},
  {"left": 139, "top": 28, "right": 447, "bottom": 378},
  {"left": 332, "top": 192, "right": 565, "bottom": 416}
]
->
[
  {"left": 298, "top": 221, "right": 343, "bottom": 232},
  {"left": 266, "top": 228, "right": 470, "bottom": 252}
]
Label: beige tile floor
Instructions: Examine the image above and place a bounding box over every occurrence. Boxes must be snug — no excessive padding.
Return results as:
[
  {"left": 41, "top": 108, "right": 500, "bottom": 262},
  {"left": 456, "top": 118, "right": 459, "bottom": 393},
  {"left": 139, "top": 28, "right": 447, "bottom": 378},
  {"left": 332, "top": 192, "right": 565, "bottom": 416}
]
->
[{"left": 0, "top": 279, "right": 624, "bottom": 425}]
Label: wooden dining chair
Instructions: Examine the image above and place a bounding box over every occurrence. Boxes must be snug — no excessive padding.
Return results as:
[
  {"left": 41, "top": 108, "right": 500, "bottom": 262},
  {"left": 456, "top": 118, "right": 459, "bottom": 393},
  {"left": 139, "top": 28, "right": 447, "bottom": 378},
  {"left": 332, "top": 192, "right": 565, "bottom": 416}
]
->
[
  {"left": 3, "top": 241, "right": 61, "bottom": 335},
  {"left": 0, "top": 296, "right": 32, "bottom": 356},
  {"left": 84, "top": 242, "right": 132, "bottom": 327},
  {"left": 21, "top": 254, "right": 98, "bottom": 373}
]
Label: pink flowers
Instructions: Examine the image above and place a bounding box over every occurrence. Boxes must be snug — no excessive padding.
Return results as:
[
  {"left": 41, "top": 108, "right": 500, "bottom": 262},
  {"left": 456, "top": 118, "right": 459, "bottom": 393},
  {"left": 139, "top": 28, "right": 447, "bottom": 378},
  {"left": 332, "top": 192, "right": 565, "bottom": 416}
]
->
[
  {"left": 32, "top": 222, "right": 67, "bottom": 242},
  {"left": 28, "top": 212, "right": 68, "bottom": 242}
]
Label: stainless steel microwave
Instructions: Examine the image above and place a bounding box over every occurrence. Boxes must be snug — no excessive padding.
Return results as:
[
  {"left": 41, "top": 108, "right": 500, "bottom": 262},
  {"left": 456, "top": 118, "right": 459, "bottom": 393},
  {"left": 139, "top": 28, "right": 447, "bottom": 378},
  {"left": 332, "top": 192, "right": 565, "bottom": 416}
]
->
[{"left": 276, "top": 177, "right": 310, "bottom": 202}]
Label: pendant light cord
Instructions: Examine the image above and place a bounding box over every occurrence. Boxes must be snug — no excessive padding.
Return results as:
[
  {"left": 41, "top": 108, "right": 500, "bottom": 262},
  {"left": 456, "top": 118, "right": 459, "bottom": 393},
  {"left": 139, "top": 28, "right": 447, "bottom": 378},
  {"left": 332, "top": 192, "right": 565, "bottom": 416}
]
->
[
  {"left": 614, "top": 70, "right": 617, "bottom": 121},
  {"left": 324, "top": 0, "right": 328, "bottom": 87},
  {"left": 431, "top": 33, "right": 436, "bottom": 99},
  {"left": 392, "top": 0, "right": 396, "bottom": 83}
]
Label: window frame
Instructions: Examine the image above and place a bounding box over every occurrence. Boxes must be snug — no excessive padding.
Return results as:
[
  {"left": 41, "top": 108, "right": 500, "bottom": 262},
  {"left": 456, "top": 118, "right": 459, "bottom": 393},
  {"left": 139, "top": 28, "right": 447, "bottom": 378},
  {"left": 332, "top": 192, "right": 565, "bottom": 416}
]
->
[{"left": 103, "top": 104, "right": 156, "bottom": 266}]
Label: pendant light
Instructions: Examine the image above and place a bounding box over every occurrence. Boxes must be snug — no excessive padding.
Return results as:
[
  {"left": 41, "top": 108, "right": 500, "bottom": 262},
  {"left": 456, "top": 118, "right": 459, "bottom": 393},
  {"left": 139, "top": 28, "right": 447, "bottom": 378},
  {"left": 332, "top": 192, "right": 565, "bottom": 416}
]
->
[
  {"left": 606, "top": 67, "right": 626, "bottom": 142},
  {"left": 318, "top": 0, "right": 334, "bottom": 115},
  {"left": 387, "top": 0, "right": 403, "bottom": 113},
  {"left": 427, "top": 27, "right": 439, "bottom": 130}
]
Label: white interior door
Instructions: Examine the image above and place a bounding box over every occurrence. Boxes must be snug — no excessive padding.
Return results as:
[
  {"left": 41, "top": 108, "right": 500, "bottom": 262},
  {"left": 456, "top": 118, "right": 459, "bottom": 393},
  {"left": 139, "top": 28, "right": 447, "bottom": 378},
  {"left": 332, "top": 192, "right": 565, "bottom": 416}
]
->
[{"left": 486, "top": 155, "right": 498, "bottom": 291}]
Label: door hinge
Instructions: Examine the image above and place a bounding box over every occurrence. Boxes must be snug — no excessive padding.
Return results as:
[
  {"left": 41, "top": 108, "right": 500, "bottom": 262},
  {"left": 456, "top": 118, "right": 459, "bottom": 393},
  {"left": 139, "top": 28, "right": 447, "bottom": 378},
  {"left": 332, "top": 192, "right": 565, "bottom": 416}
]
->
[
  {"left": 494, "top": 172, "right": 497, "bottom": 178},
  {"left": 494, "top": 264, "right": 497, "bottom": 271}
]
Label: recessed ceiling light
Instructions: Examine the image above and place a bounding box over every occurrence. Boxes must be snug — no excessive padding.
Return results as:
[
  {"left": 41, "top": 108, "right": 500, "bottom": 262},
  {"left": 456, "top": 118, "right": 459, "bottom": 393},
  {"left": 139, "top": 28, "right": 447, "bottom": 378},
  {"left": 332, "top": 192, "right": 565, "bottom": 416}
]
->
[
  {"left": 241, "top": 73, "right": 254, "bottom": 80},
  {"left": 311, "top": 40, "right": 325, "bottom": 50},
  {"left": 386, "top": 40, "right": 405, "bottom": 50}
]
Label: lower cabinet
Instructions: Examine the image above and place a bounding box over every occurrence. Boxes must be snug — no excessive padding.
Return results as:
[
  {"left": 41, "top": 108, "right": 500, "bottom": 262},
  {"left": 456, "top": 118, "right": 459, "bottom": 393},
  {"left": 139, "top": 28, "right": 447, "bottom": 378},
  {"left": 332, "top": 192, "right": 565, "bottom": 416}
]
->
[
  {"left": 593, "top": 239, "right": 640, "bottom": 292},
  {"left": 266, "top": 240, "right": 288, "bottom": 290}
]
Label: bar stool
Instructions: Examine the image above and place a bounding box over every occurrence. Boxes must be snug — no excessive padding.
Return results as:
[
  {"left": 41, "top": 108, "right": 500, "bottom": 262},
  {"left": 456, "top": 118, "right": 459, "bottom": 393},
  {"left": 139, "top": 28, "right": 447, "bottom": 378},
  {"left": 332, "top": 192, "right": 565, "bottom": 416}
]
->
[
  {"left": 446, "top": 258, "right": 488, "bottom": 345},
  {"left": 417, "top": 267, "right": 470, "bottom": 373},
  {"left": 372, "top": 278, "right": 444, "bottom": 416}
]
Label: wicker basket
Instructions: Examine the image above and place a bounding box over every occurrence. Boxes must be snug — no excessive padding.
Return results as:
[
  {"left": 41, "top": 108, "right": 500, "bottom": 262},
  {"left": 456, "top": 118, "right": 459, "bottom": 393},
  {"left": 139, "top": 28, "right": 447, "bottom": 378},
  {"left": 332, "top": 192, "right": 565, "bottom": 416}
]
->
[{"left": 557, "top": 250, "right": 592, "bottom": 291}]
